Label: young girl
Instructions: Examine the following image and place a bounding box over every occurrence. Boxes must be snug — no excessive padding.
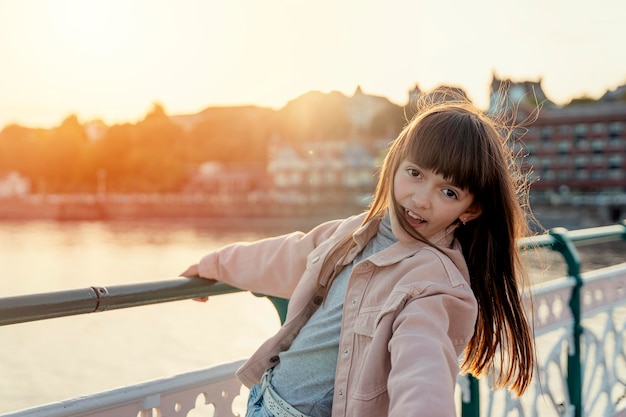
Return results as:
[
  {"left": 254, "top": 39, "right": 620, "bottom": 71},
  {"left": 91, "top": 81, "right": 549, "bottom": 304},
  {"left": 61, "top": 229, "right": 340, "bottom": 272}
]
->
[{"left": 181, "top": 95, "right": 535, "bottom": 417}]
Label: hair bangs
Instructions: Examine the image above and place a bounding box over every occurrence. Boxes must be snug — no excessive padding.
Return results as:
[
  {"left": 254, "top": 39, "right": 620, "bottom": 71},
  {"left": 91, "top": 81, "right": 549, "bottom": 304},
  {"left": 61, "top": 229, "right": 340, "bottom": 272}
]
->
[{"left": 405, "top": 110, "right": 492, "bottom": 196}]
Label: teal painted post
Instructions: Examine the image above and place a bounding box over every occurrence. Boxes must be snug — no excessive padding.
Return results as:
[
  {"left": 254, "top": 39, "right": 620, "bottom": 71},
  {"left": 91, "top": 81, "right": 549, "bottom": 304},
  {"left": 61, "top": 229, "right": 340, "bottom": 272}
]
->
[
  {"left": 549, "top": 227, "right": 582, "bottom": 417},
  {"left": 460, "top": 375, "right": 480, "bottom": 417},
  {"left": 253, "top": 292, "right": 289, "bottom": 324},
  {"left": 267, "top": 296, "right": 289, "bottom": 324}
]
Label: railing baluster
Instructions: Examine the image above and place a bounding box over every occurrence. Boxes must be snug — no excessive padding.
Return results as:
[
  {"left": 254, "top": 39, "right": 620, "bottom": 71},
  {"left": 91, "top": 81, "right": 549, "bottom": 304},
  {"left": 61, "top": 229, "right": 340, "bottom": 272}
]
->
[
  {"left": 460, "top": 375, "right": 480, "bottom": 417},
  {"left": 549, "top": 227, "right": 583, "bottom": 417}
]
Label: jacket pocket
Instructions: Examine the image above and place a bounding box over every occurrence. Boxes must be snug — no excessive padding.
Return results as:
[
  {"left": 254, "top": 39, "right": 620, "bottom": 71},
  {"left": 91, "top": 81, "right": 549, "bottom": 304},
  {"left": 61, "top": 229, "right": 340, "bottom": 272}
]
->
[{"left": 349, "top": 309, "right": 391, "bottom": 401}]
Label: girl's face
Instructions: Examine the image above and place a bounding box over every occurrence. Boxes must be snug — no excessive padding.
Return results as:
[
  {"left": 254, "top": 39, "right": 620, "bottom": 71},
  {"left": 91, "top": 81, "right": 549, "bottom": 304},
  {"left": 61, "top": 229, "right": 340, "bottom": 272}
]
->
[{"left": 391, "top": 159, "right": 481, "bottom": 242}]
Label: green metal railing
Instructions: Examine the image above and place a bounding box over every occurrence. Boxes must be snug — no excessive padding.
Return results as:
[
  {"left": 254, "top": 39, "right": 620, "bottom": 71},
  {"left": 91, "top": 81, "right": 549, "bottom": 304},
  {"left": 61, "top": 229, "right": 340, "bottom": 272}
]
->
[
  {"left": 461, "top": 220, "right": 626, "bottom": 417},
  {"left": 1, "top": 220, "right": 625, "bottom": 417},
  {"left": 521, "top": 222, "right": 625, "bottom": 417}
]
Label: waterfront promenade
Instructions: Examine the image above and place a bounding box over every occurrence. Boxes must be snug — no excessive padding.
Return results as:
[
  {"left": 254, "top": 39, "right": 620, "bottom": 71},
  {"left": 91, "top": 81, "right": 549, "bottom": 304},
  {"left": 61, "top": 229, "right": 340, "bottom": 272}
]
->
[
  {"left": 0, "top": 193, "right": 622, "bottom": 230},
  {"left": 0, "top": 194, "right": 362, "bottom": 222}
]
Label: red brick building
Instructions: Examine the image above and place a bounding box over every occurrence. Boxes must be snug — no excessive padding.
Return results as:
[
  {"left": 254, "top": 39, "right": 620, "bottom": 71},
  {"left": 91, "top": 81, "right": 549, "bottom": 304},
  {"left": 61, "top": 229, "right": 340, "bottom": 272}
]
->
[{"left": 489, "top": 75, "right": 626, "bottom": 196}]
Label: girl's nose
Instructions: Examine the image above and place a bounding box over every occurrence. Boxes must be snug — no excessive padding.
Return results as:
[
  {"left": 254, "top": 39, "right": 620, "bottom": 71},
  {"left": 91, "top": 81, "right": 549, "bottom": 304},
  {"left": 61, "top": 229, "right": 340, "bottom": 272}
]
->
[{"left": 411, "top": 189, "right": 431, "bottom": 209}]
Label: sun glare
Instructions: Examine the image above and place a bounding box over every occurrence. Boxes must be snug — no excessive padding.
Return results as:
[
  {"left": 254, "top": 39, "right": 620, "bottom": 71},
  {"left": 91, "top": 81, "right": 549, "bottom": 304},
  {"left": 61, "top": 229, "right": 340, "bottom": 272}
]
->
[
  {"left": 1, "top": 0, "right": 624, "bottom": 128},
  {"left": 47, "top": 1, "right": 132, "bottom": 57}
]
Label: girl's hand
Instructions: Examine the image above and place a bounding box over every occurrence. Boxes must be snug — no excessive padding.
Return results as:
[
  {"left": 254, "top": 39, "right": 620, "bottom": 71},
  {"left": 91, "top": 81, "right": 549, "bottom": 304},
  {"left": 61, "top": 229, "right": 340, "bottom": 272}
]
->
[
  {"left": 180, "top": 264, "right": 200, "bottom": 278},
  {"left": 180, "top": 263, "right": 210, "bottom": 302}
]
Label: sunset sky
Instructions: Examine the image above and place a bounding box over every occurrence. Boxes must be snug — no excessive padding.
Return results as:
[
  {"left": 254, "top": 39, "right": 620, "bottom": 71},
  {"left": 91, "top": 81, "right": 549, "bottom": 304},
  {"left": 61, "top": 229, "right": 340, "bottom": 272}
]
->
[{"left": 0, "top": 0, "right": 624, "bottom": 129}]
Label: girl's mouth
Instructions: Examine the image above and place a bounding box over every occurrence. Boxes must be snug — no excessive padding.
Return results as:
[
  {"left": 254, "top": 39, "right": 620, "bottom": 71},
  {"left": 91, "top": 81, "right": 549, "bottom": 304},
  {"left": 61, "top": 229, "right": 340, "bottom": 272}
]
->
[{"left": 405, "top": 209, "right": 426, "bottom": 228}]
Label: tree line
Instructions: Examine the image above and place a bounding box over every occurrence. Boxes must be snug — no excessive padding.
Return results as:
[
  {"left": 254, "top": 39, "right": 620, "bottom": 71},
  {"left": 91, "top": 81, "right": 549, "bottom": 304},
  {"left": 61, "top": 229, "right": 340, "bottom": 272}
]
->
[{"left": 0, "top": 90, "right": 407, "bottom": 194}]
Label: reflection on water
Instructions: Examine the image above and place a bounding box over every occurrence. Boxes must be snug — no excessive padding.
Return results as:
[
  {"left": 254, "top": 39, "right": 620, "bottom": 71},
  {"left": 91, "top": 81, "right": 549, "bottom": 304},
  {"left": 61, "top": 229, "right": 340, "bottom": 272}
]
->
[
  {"left": 0, "top": 218, "right": 624, "bottom": 414},
  {"left": 0, "top": 219, "right": 294, "bottom": 413}
]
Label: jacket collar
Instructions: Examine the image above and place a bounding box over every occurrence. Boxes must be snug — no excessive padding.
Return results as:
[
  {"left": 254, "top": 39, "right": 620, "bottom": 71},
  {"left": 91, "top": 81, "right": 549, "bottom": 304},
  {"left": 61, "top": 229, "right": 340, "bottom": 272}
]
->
[{"left": 349, "top": 211, "right": 460, "bottom": 267}]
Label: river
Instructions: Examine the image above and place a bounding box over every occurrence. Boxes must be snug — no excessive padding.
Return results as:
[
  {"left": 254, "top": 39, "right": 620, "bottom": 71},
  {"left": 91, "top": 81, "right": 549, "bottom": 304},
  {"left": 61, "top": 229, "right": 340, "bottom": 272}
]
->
[{"left": 0, "top": 217, "right": 624, "bottom": 414}]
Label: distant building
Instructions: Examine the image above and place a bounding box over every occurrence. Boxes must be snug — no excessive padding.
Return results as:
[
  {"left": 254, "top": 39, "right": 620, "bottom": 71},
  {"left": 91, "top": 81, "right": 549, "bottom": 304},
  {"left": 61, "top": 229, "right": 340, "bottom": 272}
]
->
[
  {"left": 0, "top": 171, "right": 30, "bottom": 198},
  {"left": 266, "top": 146, "right": 308, "bottom": 204},
  {"left": 348, "top": 86, "right": 396, "bottom": 133},
  {"left": 341, "top": 141, "right": 376, "bottom": 190},
  {"left": 600, "top": 84, "right": 626, "bottom": 103},
  {"left": 488, "top": 73, "right": 556, "bottom": 121},
  {"left": 267, "top": 140, "right": 377, "bottom": 206},
  {"left": 522, "top": 102, "right": 626, "bottom": 194},
  {"left": 488, "top": 74, "right": 626, "bottom": 197},
  {"left": 185, "top": 161, "right": 268, "bottom": 203}
]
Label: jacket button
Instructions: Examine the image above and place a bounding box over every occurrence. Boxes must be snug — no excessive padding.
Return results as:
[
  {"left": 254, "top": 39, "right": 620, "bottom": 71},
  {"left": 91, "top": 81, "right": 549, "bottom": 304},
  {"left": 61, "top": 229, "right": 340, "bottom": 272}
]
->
[
  {"left": 311, "top": 256, "right": 320, "bottom": 263},
  {"left": 313, "top": 296, "right": 323, "bottom": 305},
  {"left": 269, "top": 356, "right": 279, "bottom": 363}
]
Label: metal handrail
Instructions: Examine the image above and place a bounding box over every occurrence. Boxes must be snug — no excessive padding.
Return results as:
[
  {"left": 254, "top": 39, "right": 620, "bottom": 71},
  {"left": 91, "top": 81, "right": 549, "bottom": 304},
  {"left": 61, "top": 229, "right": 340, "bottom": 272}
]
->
[
  {"left": 2, "top": 221, "right": 624, "bottom": 328},
  {"left": 517, "top": 222, "right": 626, "bottom": 250},
  {"left": 0, "top": 278, "right": 239, "bottom": 326}
]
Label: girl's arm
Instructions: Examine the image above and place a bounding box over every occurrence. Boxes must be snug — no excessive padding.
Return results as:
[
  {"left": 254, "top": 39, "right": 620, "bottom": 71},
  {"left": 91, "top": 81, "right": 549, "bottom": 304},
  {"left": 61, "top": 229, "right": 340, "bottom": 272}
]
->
[
  {"left": 387, "top": 285, "right": 477, "bottom": 417},
  {"left": 192, "top": 217, "right": 352, "bottom": 299}
]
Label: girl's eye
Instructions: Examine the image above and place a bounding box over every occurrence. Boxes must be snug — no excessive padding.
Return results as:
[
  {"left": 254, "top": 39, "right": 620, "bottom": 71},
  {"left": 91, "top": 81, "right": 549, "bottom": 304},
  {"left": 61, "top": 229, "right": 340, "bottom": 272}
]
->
[
  {"left": 407, "top": 168, "right": 421, "bottom": 178},
  {"left": 443, "top": 188, "right": 458, "bottom": 199}
]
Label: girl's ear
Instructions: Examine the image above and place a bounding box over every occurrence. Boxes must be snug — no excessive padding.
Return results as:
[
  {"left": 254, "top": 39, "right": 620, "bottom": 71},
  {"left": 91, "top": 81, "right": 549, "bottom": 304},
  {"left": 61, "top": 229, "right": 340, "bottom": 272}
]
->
[{"left": 460, "top": 204, "right": 482, "bottom": 224}]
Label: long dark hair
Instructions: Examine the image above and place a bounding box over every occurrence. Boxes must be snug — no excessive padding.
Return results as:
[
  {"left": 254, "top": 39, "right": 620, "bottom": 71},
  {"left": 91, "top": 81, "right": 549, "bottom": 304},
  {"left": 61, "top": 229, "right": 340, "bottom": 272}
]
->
[{"left": 318, "top": 92, "right": 535, "bottom": 395}]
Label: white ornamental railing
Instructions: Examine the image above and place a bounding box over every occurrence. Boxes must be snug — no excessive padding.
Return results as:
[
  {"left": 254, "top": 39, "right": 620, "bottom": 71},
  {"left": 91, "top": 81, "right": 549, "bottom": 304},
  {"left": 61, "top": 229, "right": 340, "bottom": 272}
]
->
[
  {"left": 1, "top": 360, "right": 247, "bottom": 417},
  {"left": 468, "top": 263, "right": 626, "bottom": 417}
]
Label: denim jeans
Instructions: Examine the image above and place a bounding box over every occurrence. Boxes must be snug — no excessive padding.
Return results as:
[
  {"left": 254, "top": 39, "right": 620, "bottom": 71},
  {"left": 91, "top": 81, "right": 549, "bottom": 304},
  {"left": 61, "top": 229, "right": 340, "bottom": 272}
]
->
[
  {"left": 245, "top": 384, "right": 274, "bottom": 417},
  {"left": 245, "top": 369, "right": 312, "bottom": 417}
]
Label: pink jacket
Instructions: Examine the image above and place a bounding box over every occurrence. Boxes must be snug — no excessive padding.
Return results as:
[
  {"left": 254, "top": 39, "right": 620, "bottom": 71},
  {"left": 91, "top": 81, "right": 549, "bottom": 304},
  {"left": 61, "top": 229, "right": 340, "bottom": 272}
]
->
[{"left": 197, "top": 213, "right": 478, "bottom": 417}]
